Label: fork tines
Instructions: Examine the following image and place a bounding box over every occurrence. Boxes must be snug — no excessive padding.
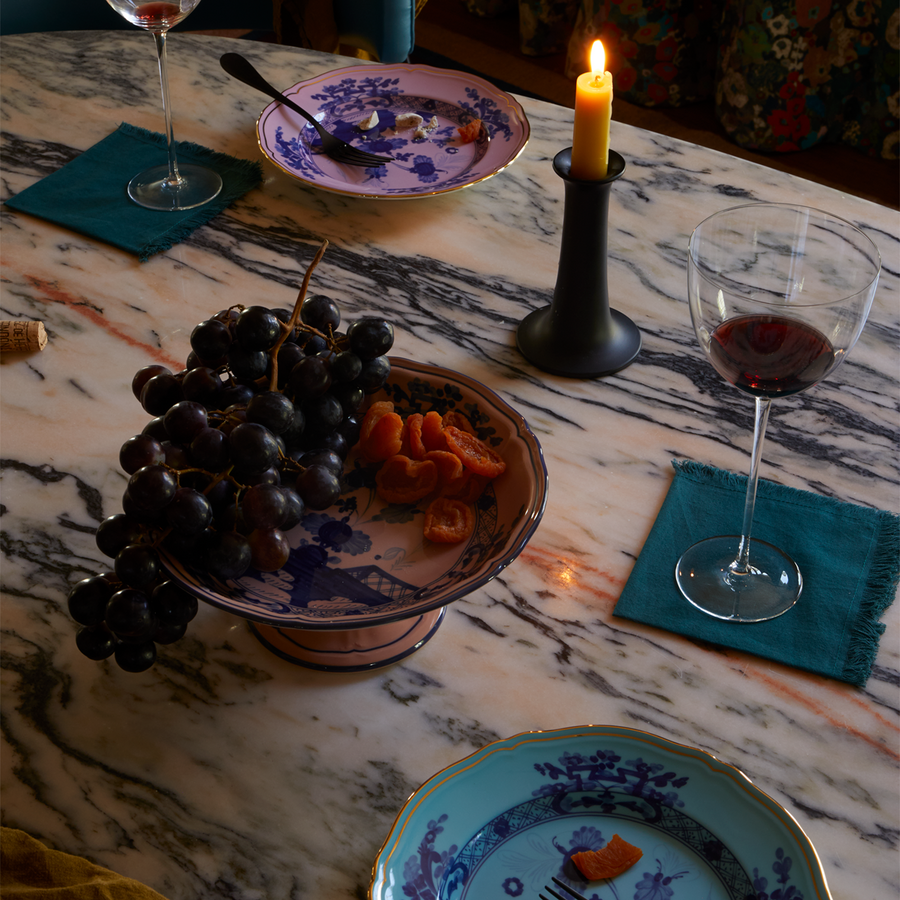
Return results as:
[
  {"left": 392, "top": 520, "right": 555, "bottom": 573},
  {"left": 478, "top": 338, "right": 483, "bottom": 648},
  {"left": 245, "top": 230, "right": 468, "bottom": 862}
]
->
[{"left": 539, "top": 877, "right": 590, "bottom": 900}]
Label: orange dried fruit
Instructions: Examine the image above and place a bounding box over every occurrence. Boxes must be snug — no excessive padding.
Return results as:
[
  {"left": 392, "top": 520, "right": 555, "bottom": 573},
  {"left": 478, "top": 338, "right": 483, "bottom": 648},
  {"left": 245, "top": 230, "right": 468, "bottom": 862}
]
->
[
  {"left": 362, "top": 411, "right": 404, "bottom": 462},
  {"left": 443, "top": 426, "right": 506, "bottom": 478},
  {"left": 423, "top": 497, "right": 475, "bottom": 543},
  {"left": 375, "top": 456, "right": 438, "bottom": 503},
  {"left": 361, "top": 401, "right": 395, "bottom": 444},
  {"left": 457, "top": 119, "right": 483, "bottom": 144},
  {"left": 441, "top": 409, "right": 475, "bottom": 434},
  {"left": 405, "top": 413, "right": 427, "bottom": 460},
  {"left": 572, "top": 834, "right": 643, "bottom": 881},
  {"left": 443, "top": 471, "right": 490, "bottom": 504},
  {"left": 421, "top": 410, "right": 446, "bottom": 452},
  {"left": 424, "top": 450, "right": 465, "bottom": 491}
]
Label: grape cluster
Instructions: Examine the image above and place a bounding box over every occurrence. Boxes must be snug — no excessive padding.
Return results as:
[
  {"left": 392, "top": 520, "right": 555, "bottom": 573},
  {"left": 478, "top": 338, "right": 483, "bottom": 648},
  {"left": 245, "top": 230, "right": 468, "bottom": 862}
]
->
[{"left": 67, "top": 266, "right": 394, "bottom": 673}]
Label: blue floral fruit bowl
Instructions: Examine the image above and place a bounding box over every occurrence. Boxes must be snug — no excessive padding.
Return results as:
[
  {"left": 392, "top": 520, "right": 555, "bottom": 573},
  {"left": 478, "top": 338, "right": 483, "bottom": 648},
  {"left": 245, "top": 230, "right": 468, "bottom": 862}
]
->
[
  {"left": 369, "top": 725, "right": 831, "bottom": 900},
  {"left": 162, "top": 358, "right": 548, "bottom": 671}
]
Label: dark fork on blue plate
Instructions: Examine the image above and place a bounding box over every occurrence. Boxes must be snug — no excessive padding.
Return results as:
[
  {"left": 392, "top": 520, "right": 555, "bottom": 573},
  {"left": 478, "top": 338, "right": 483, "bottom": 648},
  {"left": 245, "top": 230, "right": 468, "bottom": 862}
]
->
[
  {"left": 539, "top": 878, "right": 589, "bottom": 900},
  {"left": 220, "top": 52, "right": 394, "bottom": 168}
]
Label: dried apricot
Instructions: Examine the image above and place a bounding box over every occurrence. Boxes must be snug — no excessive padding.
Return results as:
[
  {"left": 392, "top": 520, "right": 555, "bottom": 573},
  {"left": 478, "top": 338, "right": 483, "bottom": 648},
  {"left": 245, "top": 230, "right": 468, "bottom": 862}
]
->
[
  {"left": 457, "top": 119, "right": 483, "bottom": 144},
  {"left": 421, "top": 410, "right": 446, "bottom": 452},
  {"left": 443, "top": 470, "right": 490, "bottom": 503},
  {"left": 361, "top": 401, "right": 395, "bottom": 444},
  {"left": 424, "top": 450, "right": 465, "bottom": 491},
  {"left": 376, "top": 456, "right": 438, "bottom": 503},
  {"left": 572, "top": 834, "right": 643, "bottom": 881},
  {"left": 362, "top": 411, "right": 404, "bottom": 462},
  {"left": 423, "top": 497, "right": 475, "bottom": 543},
  {"left": 405, "top": 413, "right": 427, "bottom": 460},
  {"left": 443, "top": 426, "right": 506, "bottom": 477},
  {"left": 441, "top": 410, "right": 475, "bottom": 434}
]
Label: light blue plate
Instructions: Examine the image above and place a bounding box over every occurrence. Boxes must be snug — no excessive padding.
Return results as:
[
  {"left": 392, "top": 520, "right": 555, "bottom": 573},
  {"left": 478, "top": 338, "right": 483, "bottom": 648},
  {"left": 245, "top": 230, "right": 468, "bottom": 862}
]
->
[{"left": 370, "top": 725, "right": 831, "bottom": 900}]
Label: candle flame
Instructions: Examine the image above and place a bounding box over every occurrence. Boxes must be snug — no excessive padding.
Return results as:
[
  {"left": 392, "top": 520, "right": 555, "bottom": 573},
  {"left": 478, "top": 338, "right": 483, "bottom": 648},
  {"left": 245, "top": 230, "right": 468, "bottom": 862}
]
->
[{"left": 590, "top": 40, "right": 606, "bottom": 74}]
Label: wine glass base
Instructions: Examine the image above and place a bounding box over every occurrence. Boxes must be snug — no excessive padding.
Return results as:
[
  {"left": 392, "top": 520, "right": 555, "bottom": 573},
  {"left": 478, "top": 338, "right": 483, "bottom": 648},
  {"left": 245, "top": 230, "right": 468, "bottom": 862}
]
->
[
  {"left": 128, "top": 163, "right": 223, "bottom": 211},
  {"left": 675, "top": 536, "right": 802, "bottom": 622}
]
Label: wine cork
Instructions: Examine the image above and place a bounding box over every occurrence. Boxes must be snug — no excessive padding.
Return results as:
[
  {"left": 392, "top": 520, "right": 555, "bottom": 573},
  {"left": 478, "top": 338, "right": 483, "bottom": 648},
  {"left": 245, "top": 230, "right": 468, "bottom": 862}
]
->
[{"left": 0, "top": 320, "right": 48, "bottom": 353}]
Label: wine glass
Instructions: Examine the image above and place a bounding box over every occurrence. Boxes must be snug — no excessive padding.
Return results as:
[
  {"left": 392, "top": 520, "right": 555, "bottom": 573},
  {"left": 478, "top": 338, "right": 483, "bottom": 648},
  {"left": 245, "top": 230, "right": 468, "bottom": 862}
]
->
[
  {"left": 676, "top": 203, "right": 880, "bottom": 622},
  {"left": 106, "top": 0, "right": 222, "bottom": 210}
]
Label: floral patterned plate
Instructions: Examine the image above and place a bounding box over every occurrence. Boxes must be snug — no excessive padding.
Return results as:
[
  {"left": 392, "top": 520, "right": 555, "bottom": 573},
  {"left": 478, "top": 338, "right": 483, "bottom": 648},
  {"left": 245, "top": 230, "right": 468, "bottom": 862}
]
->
[
  {"left": 369, "top": 725, "right": 831, "bottom": 900},
  {"left": 162, "top": 359, "right": 548, "bottom": 670},
  {"left": 256, "top": 63, "right": 530, "bottom": 198}
]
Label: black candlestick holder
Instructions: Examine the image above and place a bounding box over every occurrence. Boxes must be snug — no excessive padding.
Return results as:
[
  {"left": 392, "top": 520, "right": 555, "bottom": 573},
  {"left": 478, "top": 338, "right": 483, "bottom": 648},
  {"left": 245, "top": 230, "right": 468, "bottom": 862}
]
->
[{"left": 516, "top": 148, "right": 641, "bottom": 378}]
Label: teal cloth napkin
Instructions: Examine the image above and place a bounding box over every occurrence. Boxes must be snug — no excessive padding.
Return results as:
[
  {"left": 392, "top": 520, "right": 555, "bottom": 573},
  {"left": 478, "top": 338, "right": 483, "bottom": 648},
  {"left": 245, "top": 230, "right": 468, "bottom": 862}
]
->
[
  {"left": 614, "top": 460, "right": 899, "bottom": 686},
  {"left": 4, "top": 123, "right": 263, "bottom": 261}
]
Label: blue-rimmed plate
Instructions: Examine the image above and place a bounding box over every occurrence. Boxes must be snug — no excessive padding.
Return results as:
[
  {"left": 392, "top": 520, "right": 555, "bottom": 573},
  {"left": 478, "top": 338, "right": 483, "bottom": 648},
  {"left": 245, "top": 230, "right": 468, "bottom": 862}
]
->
[
  {"left": 162, "top": 359, "right": 548, "bottom": 670},
  {"left": 256, "top": 63, "right": 530, "bottom": 198},
  {"left": 370, "top": 725, "right": 831, "bottom": 899}
]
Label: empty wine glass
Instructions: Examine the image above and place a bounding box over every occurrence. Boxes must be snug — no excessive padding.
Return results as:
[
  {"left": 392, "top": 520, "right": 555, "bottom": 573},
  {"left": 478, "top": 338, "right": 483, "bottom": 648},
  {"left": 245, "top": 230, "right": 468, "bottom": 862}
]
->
[
  {"left": 676, "top": 203, "right": 880, "bottom": 622},
  {"left": 106, "top": 0, "right": 222, "bottom": 210}
]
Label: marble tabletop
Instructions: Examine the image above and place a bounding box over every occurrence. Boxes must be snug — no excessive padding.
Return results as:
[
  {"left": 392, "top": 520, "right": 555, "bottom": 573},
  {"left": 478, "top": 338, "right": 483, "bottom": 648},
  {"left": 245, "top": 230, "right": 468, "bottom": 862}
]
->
[{"left": 1, "top": 30, "right": 898, "bottom": 900}]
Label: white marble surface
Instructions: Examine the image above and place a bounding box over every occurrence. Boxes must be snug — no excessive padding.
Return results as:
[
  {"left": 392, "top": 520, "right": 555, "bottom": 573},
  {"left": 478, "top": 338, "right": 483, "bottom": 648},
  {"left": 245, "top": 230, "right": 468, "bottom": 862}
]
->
[{"left": 1, "top": 30, "right": 898, "bottom": 900}]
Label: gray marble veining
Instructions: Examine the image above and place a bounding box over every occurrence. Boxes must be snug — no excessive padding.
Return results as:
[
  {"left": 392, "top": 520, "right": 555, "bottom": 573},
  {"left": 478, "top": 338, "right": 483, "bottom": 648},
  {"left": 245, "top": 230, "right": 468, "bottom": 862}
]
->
[{"left": 1, "top": 30, "right": 898, "bottom": 900}]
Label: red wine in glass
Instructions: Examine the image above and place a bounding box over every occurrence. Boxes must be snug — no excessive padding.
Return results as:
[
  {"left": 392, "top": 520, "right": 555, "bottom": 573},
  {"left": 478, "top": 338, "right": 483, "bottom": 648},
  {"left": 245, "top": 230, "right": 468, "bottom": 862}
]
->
[
  {"left": 708, "top": 314, "right": 836, "bottom": 399},
  {"left": 127, "top": 2, "right": 190, "bottom": 30}
]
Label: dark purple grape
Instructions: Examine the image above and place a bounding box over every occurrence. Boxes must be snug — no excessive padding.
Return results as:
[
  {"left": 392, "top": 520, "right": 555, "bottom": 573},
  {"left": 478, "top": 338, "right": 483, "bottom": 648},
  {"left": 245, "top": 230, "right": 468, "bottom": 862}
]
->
[
  {"left": 218, "top": 382, "right": 256, "bottom": 410},
  {"left": 228, "top": 423, "right": 279, "bottom": 474},
  {"left": 241, "top": 483, "right": 287, "bottom": 531},
  {"left": 166, "top": 487, "right": 213, "bottom": 534},
  {"left": 347, "top": 317, "right": 393, "bottom": 359},
  {"left": 115, "top": 640, "right": 157, "bottom": 672},
  {"left": 247, "top": 391, "right": 295, "bottom": 435},
  {"left": 235, "top": 306, "right": 281, "bottom": 351},
  {"left": 280, "top": 487, "right": 305, "bottom": 530},
  {"left": 190, "top": 427, "right": 230, "bottom": 470},
  {"left": 218, "top": 406, "right": 248, "bottom": 437},
  {"left": 315, "top": 430, "right": 349, "bottom": 460},
  {"left": 182, "top": 366, "right": 223, "bottom": 405},
  {"left": 142, "top": 416, "right": 170, "bottom": 442},
  {"left": 331, "top": 382, "right": 365, "bottom": 416},
  {"left": 336, "top": 414, "right": 362, "bottom": 449},
  {"left": 152, "top": 581, "right": 199, "bottom": 625},
  {"left": 234, "top": 466, "right": 281, "bottom": 487},
  {"left": 227, "top": 343, "right": 268, "bottom": 381},
  {"left": 153, "top": 621, "right": 187, "bottom": 644},
  {"left": 67, "top": 574, "right": 116, "bottom": 626},
  {"left": 331, "top": 350, "right": 362, "bottom": 383},
  {"left": 303, "top": 394, "right": 342, "bottom": 434},
  {"left": 119, "top": 434, "right": 165, "bottom": 475},
  {"left": 202, "top": 531, "right": 252, "bottom": 580},
  {"left": 96, "top": 513, "right": 146, "bottom": 559},
  {"left": 288, "top": 356, "right": 332, "bottom": 401},
  {"left": 190, "top": 318, "right": 232, "bottom": 361},
  {"left": 75, "top": 624, "right": 117, "bottom": 660},
  {"left": 132, "top": 365, "right": 171, "bottom": 402},
  {"left": 127, "top": 465, "right": 177, "bottom": 512},
  {"left": 296, "top": 465, "right": 341, "bottom": 510},
  {"left": 300, "top": 334, "right": 328, "bottom": 356},
  {"left": 114, "top": 543, "right": 160, "bottom": 589},
  {"left": 301, "top": 294, "right": 341, "bottom": 332},
  {"left": 161, "top": 441, "right": 191, "bottom": 470},
  {"left": 141, "top": 372, "right": 184, "bottom": 415},
  {"left": 105, "top": 587, "right": 156, "bottom": 638},
  {"left": 357, "top": 356, "right": 391, "bottom": 393},
  {"left": 248, "top": 528, "right": 291, "bottom": 571},
  {"left": 122, "top": 489, "right": 166, "bottom": 525},
  {"left": 281, "top": 407, "right": 306, "bottom": 448},
  {"left": 276, "top": 343, "right": 305, "bottom": 387},
  {"left": 299, "top": 449, "right": 343, "bottom": 476},
  {"left": 204, "top": 478, "right": 236, "bottom": 513},
  {"left": 164, "top": 400, "right": 208, "bottom": 444}
]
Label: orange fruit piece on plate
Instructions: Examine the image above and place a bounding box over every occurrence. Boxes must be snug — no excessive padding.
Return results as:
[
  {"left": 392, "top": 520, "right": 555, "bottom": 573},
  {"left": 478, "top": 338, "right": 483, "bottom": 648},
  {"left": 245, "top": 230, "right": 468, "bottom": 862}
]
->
[
  {"left": 421, "top": 410, "right": 446, "bottom": 452},
  {"left": 441, "top": 409, "right": 475, "bottom": 434},
  {"left": 375, "top": 455, "right": 438, "bottom": 503},
  {"left": 443, "top": 426, "right": 506, "bottom": 477},
  {"left": 423, "top": 497, "right": 475, "bottom": 543},
  {"left": 572, "top": 834, "right": 643, "bottom": 881},
  {"left": 424, "top": 450, "right": 465, "bottom": 491},
  {"left": 361, "top": 409, "right": 404, "bottom": 462},
  {"left": 405, "top": 413, "right": 427, "bottom": 460},
  {"left": 457, "top": 119, "right": 483, "bottom": 144},
  {"left": 442, "top": 470, "right": 490, "bottom": 504}
]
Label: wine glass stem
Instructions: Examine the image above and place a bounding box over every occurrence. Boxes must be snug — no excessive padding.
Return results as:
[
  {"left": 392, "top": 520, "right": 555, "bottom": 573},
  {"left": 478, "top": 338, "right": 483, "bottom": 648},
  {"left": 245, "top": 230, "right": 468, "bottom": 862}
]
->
[
  {"left": 732, "top": 396, "right": 772, "bottom": 577},
  {"left": 152, "top": 30, "right": 183, "bottom": 190}
]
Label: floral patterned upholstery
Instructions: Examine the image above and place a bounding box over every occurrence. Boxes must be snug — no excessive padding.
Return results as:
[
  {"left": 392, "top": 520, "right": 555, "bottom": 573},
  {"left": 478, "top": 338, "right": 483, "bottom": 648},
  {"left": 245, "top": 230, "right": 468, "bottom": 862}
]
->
[{"left": 464, "top": 0, "right": 899, "bottom": 160}]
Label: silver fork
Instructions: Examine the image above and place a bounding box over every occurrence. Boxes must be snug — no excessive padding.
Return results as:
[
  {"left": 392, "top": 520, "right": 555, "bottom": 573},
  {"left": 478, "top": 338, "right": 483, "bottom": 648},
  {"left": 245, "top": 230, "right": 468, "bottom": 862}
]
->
[
  {"left": 539, "top": 878, "right": 589, "bottom": 900},
  {"left": 220, "top": 52, "right": 393, "bottom": 168}
]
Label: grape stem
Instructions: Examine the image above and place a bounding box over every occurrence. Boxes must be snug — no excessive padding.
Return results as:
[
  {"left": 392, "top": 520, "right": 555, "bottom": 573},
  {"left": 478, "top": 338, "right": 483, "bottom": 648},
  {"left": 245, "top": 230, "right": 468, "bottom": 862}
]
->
[{"left": 268, "top": 239, "right": 330, "bottom": 391}]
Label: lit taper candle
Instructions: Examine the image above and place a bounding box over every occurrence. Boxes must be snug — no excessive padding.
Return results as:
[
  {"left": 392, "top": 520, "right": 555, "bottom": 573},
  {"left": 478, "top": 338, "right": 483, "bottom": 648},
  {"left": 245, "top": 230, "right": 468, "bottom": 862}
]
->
[{"left": 570, "top": 40, "right": 613, "bottom": 180}]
